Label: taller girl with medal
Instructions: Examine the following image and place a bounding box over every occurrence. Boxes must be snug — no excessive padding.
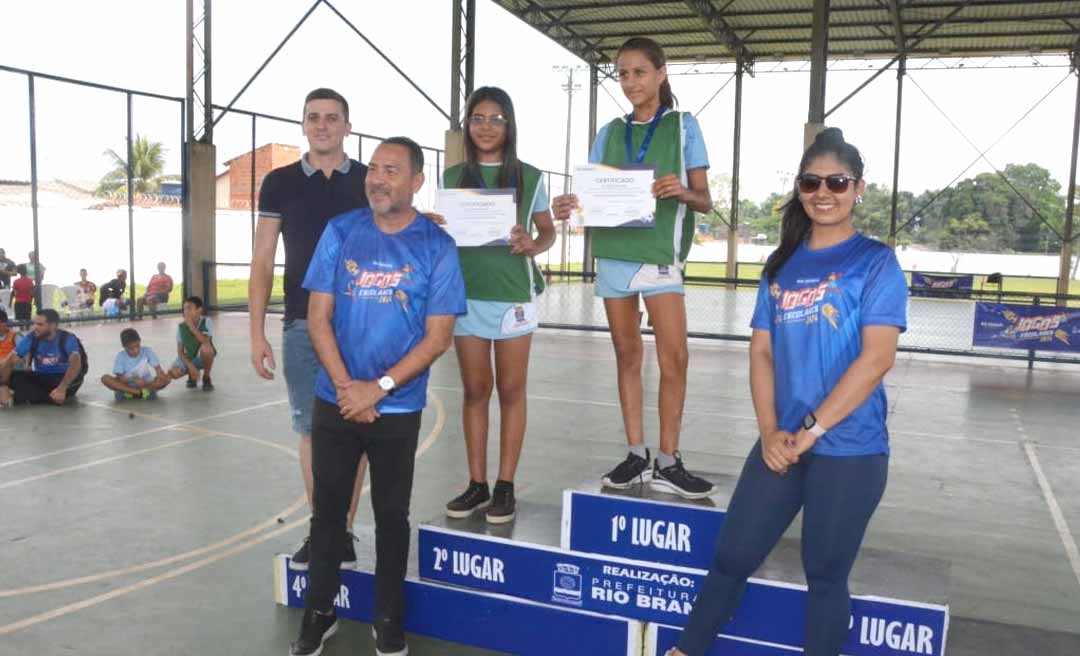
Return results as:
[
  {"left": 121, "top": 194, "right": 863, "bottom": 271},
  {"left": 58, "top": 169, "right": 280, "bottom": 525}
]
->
[
  {"left": 443, "top": 87, "right": 558, "bottom": 523},
  {"left": 553, "top": 37, "right": 715, "bottom": 498}
]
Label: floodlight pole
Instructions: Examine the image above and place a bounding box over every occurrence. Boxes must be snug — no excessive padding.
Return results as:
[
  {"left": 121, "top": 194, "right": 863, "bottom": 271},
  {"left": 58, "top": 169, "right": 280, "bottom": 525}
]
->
[{"left": 556, "top": 66, "right": 583, "bottom": 277}]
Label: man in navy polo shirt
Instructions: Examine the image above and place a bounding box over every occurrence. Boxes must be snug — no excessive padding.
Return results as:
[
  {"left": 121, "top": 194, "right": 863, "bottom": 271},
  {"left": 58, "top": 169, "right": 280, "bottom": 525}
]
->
[
  {"left": 289, "top": 137, "right": 465, "bottom": 656},
  {"left": 249, "top": 88, "right": 369, "bottom": 571}
]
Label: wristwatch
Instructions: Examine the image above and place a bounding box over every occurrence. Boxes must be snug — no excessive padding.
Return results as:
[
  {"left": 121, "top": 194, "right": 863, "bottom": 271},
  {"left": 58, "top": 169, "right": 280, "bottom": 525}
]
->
[
  {"left": 377, "top": 375, "right": 397, "bottom": 396},
  {"left": 802, "top": 411, "right": 827, "bottom": 438}
]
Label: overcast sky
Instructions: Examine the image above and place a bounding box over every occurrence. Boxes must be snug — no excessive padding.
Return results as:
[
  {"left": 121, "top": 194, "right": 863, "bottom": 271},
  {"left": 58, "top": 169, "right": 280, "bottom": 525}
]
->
[{"left": 1, "top": 0, "right": 1077, "bottom": 203}]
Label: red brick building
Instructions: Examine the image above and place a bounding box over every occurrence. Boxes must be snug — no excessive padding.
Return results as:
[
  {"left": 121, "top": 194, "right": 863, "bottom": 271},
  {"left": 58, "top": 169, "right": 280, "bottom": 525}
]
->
[{"left": 218, "top": 143, "right": 301, "bottom": 210}]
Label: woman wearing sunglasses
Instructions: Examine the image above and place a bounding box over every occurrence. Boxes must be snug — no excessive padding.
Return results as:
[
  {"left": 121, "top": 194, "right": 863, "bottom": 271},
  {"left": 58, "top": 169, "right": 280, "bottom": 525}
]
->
[
  {"left": 668, "top": 128, "right": 908, "bottom": 656},
  {"left": 442, "top": 87, "right": 557, "bottom": 524},
  {"left": 552, "top": 37, "right": 715, "bottom": 499}
]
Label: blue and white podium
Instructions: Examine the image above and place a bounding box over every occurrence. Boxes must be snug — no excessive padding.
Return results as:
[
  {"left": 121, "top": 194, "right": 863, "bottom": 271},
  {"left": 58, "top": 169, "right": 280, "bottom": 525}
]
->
[{"left": 275, "top": 487, "right": 949, "bottom": 655}]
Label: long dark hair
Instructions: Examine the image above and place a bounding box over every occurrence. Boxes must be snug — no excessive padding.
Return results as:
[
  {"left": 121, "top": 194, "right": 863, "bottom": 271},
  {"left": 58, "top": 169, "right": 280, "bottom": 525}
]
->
[
  {"left": 461, "top": 86, "right": 522, "bottom": 203},
  {"left": 617, "top": 37, "right": 678, "bottom": 109},
  {"left": 764, "top": 128, "right": 865, "bottom": 281}
]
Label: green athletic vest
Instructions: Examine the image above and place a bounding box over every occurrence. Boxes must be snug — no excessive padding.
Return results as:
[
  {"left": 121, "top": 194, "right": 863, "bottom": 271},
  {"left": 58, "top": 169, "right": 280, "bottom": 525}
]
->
[
  {"left": 443, "top": 162, "right": 546, "bottom": 303},
  {"left": 179, "top": 317, "right": 214, "bottom": 360},
  {"left": 591, "top": 110, "right": 694, "bottom": 265}
]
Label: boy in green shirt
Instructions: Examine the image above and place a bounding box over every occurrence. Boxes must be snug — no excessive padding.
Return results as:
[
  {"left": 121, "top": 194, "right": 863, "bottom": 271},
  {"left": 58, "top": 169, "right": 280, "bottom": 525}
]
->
[{"left": 168, "top": 296, "right": 216, "bottom": 391}]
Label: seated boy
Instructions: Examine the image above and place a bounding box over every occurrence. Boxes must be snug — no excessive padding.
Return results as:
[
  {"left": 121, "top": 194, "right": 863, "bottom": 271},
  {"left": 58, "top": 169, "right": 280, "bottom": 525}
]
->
[
  {"left": 168, "top": 296, "right": 216, "bottom": 391},
  {"left": 101, "top": 328, "right": 170, "bottom": 400}
]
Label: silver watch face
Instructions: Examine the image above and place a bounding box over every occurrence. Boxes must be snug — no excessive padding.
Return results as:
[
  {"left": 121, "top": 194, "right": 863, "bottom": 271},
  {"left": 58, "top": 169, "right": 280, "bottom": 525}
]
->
[{"left": 379, "top": 376, "right": 394, "bottom": 391}]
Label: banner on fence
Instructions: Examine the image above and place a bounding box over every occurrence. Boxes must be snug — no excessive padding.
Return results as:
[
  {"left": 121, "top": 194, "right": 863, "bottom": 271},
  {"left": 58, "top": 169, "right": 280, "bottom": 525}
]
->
[
  {"left": 973, "top": 302, "right": 1080, "bottom": 352},
  {"left": 911, "top": 273, "right": 974, "bottom": 298}
]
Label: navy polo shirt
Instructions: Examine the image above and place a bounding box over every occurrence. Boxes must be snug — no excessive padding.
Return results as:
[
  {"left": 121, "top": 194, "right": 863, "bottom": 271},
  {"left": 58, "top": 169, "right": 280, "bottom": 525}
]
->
[{"left": 258, "top": 155, "right": 369, "bottom": 320}]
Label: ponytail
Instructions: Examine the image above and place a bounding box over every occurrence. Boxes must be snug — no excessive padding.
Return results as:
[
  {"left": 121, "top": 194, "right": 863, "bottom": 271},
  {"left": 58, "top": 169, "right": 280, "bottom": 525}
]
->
[
  {"left": 659, "top": 78, "right": 677, "bottom": 110},
  {"left": 763, "top": 127, "right": 865, "bottom": 281}
]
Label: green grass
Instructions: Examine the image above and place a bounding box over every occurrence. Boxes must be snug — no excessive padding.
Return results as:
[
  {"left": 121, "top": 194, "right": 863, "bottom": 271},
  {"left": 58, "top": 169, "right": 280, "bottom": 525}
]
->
[
  {"left": 210, "top": 267, "right": 1075, "bottom": 309},
  {"left": 537, "top": 262, "right": 1075, "bottom": 297}
]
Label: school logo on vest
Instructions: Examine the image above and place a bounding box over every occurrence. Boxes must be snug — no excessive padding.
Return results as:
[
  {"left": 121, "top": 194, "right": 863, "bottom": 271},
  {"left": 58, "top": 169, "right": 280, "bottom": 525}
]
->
[{"left": 551, "top": 563, "right": 583, "bottom": 607}]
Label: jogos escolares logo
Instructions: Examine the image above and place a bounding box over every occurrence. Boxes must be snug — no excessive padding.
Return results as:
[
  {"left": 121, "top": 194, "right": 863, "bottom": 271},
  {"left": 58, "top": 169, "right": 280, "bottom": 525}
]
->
[{"left": 771, "top": 272, "right": 843, "bottom": 329}]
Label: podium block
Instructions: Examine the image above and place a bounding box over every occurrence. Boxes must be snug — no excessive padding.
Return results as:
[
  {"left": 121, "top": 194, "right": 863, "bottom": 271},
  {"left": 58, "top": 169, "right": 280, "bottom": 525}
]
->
[
  {"left": 419, "top": 525, "right": 949, "bottom": 656},
  {"left": 273, "top": 555, "right": 643, "bottom": 655}
]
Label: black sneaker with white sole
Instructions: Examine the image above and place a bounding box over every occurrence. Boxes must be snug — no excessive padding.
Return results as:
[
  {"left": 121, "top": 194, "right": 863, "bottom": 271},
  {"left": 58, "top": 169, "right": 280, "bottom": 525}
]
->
[
  {"left": 445, "top": 480, "right": 490, "bottom": 519},
  {"left": 485, "top": 480, "right": 516, "bottom": 524},
  {"left": 372, "top": 621, "right": 409, "bottom": 656},
  {"left": 601, "top": 449, "right": 652, "bottom": 490},
  {"left": 341, "top": 531, "right": 357, "bottom": 569},
  {"left": 650, "top": 452, "right": 716, "bottom": 499},
  {"left": 290, "top": 608, "right": 338, "bottom": 656},
  {"left": 290, "top": 537, "right": 310, "bottom": 571}
]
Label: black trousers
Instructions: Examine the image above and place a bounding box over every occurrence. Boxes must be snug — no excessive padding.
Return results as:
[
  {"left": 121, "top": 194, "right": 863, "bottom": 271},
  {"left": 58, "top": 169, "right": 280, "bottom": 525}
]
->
[{"left": 307, "top": 398, "right": 421, "bottom": 629}]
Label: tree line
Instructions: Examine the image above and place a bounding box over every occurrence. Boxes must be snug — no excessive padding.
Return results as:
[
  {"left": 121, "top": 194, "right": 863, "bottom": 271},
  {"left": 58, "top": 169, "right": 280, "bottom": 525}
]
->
[{"left": 705, "top": 163, "right": 1076, "bottom": 254}]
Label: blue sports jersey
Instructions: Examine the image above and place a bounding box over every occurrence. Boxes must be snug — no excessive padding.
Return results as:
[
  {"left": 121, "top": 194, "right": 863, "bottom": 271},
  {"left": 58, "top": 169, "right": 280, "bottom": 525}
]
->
[
  {"left": 15, "top": 331, "right": 80, "bottom": 375},
  {"left": 750, "top": 232, "right": 908, "bottom": 456},
  {"left": 303, "top": 208, "right": 467, "bottom": 413}
]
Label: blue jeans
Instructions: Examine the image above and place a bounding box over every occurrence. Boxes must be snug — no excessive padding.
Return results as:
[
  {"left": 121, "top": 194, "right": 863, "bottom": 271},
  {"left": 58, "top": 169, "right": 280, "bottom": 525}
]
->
[
  {"left": 678, "top": 441, "right": 888, "bottom": 656},
  {"left": 283, "top": 319, "right": 319, "bottom": 435}
]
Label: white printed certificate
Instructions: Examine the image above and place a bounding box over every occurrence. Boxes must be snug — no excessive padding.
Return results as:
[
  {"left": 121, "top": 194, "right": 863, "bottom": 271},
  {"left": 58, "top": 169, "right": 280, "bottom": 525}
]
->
[
  {"left": 572, "top": 164, "right": 656, "bottom": 228},
  {"left": 436, "top": 188, "right": 518, "bottom": 247}
]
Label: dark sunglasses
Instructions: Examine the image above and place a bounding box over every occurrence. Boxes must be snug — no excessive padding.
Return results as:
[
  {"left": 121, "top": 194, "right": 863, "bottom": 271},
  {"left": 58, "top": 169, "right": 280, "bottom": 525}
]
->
[
  {"left": 468, "top": 114, "right": 509, "bottom": 127},
  {"left": 796, "top": 173, "right": 858, "bottom": 194}
]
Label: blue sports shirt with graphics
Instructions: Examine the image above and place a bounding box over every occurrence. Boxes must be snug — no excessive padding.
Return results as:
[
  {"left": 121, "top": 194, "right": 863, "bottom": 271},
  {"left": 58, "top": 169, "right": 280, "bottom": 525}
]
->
[
  {"left": 750, "top": 232, "right": 908, "bottom": 456},
  {"left": 303, "top": 208, "right": 467, "bottom": 414}
]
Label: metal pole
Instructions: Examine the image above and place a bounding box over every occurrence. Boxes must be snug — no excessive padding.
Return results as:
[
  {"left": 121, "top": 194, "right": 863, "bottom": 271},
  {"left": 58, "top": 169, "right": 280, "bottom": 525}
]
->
[
  {"left": 807, "top": 0, "right": 830, "bottom": 129},
  {"left": 464, "top": 0, "right": 475, "bottom": 99},
  {"left": 889, "top": 56, "right": 906, "bottom": 248},
  {"left": 561, "top": 69, "right": 575, "bottom": 277},
  {"left": 185, "top": 0, "right": 194, "bottom": 144},
  {"left": 127, "top": 93, "right": 137, "bottom": 320},
  {"left": 250, "top": 114, "right": 256, "bottom": 249},
  {"left": 181, "top": 101, "right": 191, "bottom": 299},
  {"left": 1058, "top": 64, "right": 1080, "bottom": 302},
  {"left": 728, "top": 57, "right": 744, "bottom": 282},
  {"left": 450, "top": 0, "right": 462, "bottom": 127},
  {"left": 203, "top": 0, "right": 212, "bottom": 143},
  {"left": 28, "top": 75, "right": 42, "bottom": 313}
]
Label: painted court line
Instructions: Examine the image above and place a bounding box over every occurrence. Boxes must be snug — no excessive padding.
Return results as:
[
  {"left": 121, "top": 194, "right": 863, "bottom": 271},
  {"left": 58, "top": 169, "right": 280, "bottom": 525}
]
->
[
  {"left": 1022, "top": 441, "right": 1080, "bottom": 589},
  {"left": 0, "top": 391, "right": 447, "bottom": 637},
  {"left": 0, "top": 433, "right": 210, "bottom": 490},
  {"left": 0, "top": 399, "right": 287, "bottom": 470}
]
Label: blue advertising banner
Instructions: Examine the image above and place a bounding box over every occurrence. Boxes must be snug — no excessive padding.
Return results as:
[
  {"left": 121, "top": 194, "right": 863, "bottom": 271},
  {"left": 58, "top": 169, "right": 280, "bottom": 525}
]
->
[
  {"left": 419, "top": 526, "right": 949, "bottom": 656},
  {"left": 911, "top": 273, "right": 974, "bottom": 298},
  {"left": 973, "top": 302, "right": 1080, "bottom": 352},
  {"left": 273, "top": 556, "right": 642, "bottom": 656},
  {"left": 561, "top": 490, "right": 726, "bottom": 570}
]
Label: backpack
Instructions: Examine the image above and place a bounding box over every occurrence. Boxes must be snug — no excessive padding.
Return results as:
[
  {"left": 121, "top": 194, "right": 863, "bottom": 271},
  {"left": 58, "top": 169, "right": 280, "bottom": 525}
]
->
[{"left": 29, "top": 329, "right": 89, "bottom": 382}]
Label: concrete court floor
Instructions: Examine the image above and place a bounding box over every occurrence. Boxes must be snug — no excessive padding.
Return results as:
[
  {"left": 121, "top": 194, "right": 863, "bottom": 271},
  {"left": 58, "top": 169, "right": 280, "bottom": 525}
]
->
[{"left": 0, "top": 313, "right": 1079, "bottom": 655}]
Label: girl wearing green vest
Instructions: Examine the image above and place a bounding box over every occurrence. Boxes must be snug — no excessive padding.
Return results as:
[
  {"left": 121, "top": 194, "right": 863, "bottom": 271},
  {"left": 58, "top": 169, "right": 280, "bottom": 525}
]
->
[
  {"left": 553, "top": 37, "right": 716, "bottom": 499},
  {"left": 443, "top": 87, "right": 557, "bottom": 524}
]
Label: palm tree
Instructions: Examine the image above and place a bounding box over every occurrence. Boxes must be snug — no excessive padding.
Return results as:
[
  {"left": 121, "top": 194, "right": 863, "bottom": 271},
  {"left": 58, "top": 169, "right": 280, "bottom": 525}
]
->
[{"left": 96, "top": 135, "right": 167, "bottom": 196}]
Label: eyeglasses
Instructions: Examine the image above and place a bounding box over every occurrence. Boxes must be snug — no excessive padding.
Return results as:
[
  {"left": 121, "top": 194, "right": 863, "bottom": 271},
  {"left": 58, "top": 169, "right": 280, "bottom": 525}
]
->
[
  {"left": 468, "top": 114, "right": 509, "bottom": 127},
  {"left": 796, "top": 173, "right": 858, "bottom": 194}
]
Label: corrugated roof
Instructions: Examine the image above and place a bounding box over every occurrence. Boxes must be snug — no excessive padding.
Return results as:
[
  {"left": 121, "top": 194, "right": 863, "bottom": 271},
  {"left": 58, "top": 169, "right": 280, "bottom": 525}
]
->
[{"left": 493, "top": 0, "right": 1080, "bottom": 67}]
